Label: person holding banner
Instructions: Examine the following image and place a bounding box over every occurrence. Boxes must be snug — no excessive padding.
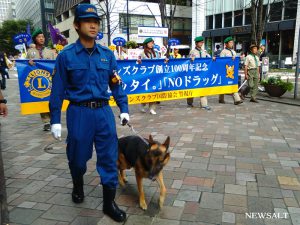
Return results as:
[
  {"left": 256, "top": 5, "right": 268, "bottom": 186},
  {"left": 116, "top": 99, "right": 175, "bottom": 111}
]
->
[
  {"left": 0, "top": 52, "right": 9, "bottom": 90},
  {"left": 49, "top": 4, "right": 129, "bottom": 222},
  {"left": 27, "top": 28, "right": 56, "bottom": 131},
  {"left": 0, "top": 89, "right": 8, "bottom": 117},
  {"left": 219, "top": 37, "right": 243, "bottom": 105},
  {"left": 138, "top": 37, "right": 160, "bottom": 115},
  {"left": 244, "top": 44, "right": 260, "bottom": 103},
  {"left": 186, "top": 36, "right": 211, "bottom": 110}
]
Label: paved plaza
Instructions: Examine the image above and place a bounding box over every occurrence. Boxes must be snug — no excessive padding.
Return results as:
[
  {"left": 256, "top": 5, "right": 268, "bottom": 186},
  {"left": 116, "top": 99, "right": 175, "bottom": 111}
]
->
[{"left": 1, "top": 74, "right": 300, "bottom": 225}]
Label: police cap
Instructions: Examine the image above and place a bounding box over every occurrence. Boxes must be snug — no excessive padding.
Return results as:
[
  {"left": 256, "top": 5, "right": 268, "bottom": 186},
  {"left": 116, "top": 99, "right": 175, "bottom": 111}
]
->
[{"left": 75, "top": 4, "right": 100, "bottom": 21}]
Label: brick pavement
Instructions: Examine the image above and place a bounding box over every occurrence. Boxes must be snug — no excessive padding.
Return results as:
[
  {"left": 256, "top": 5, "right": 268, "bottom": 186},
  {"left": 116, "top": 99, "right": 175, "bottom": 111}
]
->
[{"left": 1, "top": 75, "right": 300, "bottom": 225}]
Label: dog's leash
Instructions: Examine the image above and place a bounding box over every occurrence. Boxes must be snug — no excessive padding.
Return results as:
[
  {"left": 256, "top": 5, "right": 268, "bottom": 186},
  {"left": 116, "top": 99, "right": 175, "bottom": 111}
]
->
[{"left": 126, "top": 122, "right": 149, "bottom": 145}]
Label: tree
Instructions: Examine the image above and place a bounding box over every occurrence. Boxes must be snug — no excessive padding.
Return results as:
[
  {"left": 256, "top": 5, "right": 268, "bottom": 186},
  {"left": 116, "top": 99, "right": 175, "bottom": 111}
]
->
[
  {"left": 0, "top": 19, "right": 34, "bottom": 55},
  {"left": 96, "top": 0, "right": 118, "bottom": 46},
  {"left": 249, "top": 0, "right": 296, "bottom": 46},
  {"left": 158, "top": 0, "right": 187, "bottom": 40}
]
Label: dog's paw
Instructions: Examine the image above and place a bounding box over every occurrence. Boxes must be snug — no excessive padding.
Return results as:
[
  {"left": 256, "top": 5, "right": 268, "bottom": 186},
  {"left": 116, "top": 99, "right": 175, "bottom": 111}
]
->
[
  {"left": 158, "top": 197, "right": 165, "bottom": 209},
  {"left": 139, "top": 200, "right": 147, "bottom": 210}
]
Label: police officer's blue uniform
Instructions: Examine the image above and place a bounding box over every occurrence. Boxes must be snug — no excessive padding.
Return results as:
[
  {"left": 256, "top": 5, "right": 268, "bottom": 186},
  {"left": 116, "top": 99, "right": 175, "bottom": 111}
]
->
[
  {"left": 50, "top": 39, "right": 128, "bottom": 186},
  {"left": 49, "top": 3, "right": 128, "bottom": 222}
]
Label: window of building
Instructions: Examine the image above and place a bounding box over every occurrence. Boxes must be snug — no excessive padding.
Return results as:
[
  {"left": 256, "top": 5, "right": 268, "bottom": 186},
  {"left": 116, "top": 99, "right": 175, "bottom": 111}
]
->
[
  {"left": 119, "top": 14, "right": 155, "bottom": 34},
  {"left": 214, "top": 0, "right": 223, "bottom": 14},
  {"left": 234, "top": 0, "right": 243, "bottom": 10},
  {"left": 206, "top": 0, "right": 214, "bottom": 16},
  {"left": 63, "top": 11, "right": 69, "bottom": 20},
  {"left": 171, "top": 17, "right": 192, "bottom": 31},
  {"left": 281, "top": 29, "right": 294, "bottom": 56},
  {"left": 269, "top": 1, "right": 283, "bottom": 22},
  {"left": 61, "top": 30, "right": 69, "bottom": 38},
  {"left": 284, "top": 0, "right": 297, "bottom": 20},
  {"left": 224, "top": 12, "right": 232, "bottom": 27},
  {"left": 206, "top": 15, "right": 213, "bottom": 30},
  {"left": 245, "top": 8, "right": 251, "bottom": 25},
  {"left": 46, "top": 12, "right": 54, "bottom": 22},
  {"left": 45, "top": 0, "right": 54, "bottom": 9},
  {"left": 224, "top": 0, "right": 233, "bottom": 12},
  {"left": 234, "top": 10, "right": 243, "bottom": 26},
  {"left": 215, "top": 14, "right": 222, "bottom": 29},
  {"left": 56, "top": 15, "right": 62, "bottom": 23},
  {"left": 129, "top": 0, "right": 191, "bottom": 6}
]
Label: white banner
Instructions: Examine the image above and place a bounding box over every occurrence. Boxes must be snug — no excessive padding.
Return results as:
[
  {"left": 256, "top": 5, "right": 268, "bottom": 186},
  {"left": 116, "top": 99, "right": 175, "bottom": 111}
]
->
[
  {"left": 127, "top": 49, "right": 143, "bottom": 60},
  {"left": 138, "top": 26, "right": 168, "bottom": 37}
]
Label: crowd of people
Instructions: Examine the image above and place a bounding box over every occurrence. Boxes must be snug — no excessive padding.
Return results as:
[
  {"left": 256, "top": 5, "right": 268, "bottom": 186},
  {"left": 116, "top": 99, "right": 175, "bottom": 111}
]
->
[{"left": 0, "top": 3, "right": 270, "bottom": 223}]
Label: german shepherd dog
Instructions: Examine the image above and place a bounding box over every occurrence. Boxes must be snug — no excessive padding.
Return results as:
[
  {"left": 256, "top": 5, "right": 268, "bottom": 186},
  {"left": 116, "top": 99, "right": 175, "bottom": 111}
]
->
[{"left": 117, "top": 135, "right": 170, "bottom": 210}]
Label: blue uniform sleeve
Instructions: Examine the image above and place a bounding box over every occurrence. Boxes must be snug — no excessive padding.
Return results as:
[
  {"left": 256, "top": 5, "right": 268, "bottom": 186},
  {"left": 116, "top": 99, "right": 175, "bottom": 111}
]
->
[
  {"left": 49, "top": 53, "right": 67, "bottom": 124},
  {"left": 109, "top": 53, "right": 129, "bottom": 114}
]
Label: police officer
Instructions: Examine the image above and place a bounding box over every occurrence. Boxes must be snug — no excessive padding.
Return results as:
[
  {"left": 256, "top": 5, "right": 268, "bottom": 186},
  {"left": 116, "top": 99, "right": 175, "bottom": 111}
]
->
[
  {"left": 187, "top": 36, "right": 212, "bottom": 110},
  {"left": 244, "top": 44, "right": 260, "bottom": 103},
  {"left": 27, "top": 28, "right": 56, "bottom": 131},
  {"left": 219, "top": 37, "right": 243, "bottom": 105},
  {"left": 49, "top": 4, "right": 129, "bottom": 222}
]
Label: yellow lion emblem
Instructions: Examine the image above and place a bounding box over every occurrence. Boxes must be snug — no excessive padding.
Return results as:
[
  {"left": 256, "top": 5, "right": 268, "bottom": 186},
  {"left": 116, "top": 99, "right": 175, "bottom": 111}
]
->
[{"left": 226, "top": 65, "right": 234, "bottom": 79}]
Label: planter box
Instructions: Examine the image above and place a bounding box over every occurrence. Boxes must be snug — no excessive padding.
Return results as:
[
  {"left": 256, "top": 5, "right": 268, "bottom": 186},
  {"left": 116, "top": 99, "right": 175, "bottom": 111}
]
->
[{"left": 264, "top": 84, "right": 287, "bottom": 97}]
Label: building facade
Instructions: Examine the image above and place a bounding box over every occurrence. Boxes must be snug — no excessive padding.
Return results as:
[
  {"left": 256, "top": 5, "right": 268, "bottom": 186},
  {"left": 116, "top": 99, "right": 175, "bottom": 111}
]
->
[
  {"left": 194, "top": 0, "right": 298, "bottom": 65},
  {"left": 0, "top": 0, "right": 12, "bottom": 24},
  {"left": 15, "top": 0, "right": 55, "bottom": 42},
  {"left": 54, "top": 0, "right": 192, "bottom": 46}
]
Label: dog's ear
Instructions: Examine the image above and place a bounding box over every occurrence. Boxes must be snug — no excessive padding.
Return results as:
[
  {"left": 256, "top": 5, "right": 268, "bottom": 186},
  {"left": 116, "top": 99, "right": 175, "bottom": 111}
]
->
[
  {"left": 162, "top": 152, "right": 170, "bottom": 165},
  {"left": 163, "top": 136, "right": 170, "bottom": 150},
  {"left": 148, "top": 135, "right": 155, "bottom": 146}
]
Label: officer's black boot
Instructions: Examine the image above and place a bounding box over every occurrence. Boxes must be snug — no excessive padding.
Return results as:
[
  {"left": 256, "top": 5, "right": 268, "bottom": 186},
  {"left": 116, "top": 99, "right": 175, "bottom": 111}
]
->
[
  {"left": 72, "top": 177, "right": 84, "bottom": 203},
  {"left": 102, "top": 186, "right": 126, "bottom": 222}
]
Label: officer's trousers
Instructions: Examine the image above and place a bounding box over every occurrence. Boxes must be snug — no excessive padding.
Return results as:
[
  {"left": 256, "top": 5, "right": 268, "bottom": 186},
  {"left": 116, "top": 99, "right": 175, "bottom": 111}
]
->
[
  {"left": 247, "top": 69, "right": 259, "bottom": 99},
  {"left": 66, "top": 104, "right": 118, "bottom": 188}
]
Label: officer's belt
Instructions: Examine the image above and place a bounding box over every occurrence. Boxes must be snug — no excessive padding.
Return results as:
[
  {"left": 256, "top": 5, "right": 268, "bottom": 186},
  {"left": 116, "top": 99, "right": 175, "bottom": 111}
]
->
[
  {"left": 70, "top": 100, "right": 108, "bottom": 109},
  {"left": 248, "top": 68, "right": 258, "bottom": 70}
]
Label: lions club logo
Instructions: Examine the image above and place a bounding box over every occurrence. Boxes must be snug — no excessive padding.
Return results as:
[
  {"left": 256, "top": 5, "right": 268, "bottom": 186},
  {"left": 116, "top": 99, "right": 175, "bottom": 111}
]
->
[
  {"left": 24, "top": 69, "right": 52, "bottom": 99},
  {"left": 225, "top": 65, "right": 234, "bottom": 79}
]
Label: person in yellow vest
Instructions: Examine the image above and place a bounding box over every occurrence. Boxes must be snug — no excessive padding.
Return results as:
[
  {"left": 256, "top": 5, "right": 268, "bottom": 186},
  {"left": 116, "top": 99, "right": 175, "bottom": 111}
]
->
[
  {"left": 170, "top": 47, "right": 182, "bottom": 59},
  {"left": 27, "top": 28, "right": 56, "bottom": 131},
  {"left": 187, "top": 36, "right": 211, "bottom": 110},
  {"left": 219, "top": 37, "right": 243, "bottom": 105},
  {"left": 244, "top": 44, "right": 260, "bottom": 103}
]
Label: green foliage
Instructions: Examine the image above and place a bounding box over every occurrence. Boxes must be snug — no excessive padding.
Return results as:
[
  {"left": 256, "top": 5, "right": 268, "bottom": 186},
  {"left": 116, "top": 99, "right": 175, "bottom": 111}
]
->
[
  {"left": 125, "top": 40, "right": 137, "bottom": 49},
  {"left": 261, "top": 76, "right": 294, "bottom": 92},
  {"left": 0, "top": 19, "right": 34, "bottom": 55}
]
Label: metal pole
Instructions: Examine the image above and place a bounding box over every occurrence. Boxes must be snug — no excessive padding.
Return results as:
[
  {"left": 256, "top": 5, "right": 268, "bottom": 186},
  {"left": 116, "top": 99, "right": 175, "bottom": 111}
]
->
[
  {"left": 126, "top": 0, "right": 130, "bottom": 42},
  {"left": 294, "top": 27, "right": 300, "bottom": 99}
]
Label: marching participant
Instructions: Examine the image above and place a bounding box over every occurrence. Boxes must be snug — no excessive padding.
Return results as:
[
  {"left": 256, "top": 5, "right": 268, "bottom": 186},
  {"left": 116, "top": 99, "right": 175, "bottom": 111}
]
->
[
  {"left": 219, "top": 37, "right": 243, "bottom": 105},
  {"left": 187, "top": 36, "right": 211, "bottom": 110}
]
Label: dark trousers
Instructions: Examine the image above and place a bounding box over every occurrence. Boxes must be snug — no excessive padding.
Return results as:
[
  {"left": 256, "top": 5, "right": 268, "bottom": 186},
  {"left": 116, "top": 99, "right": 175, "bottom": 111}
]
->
[
  {"left": 66, "top": 104, "right": 118, "bottom": 188},
  {"left": 0, "top": 68, "right": 8, "bottom": 89}
]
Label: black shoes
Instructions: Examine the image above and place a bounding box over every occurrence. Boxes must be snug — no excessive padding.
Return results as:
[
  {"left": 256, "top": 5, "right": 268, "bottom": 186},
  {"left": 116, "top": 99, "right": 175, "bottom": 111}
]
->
[
  {"left": 234, "top": 100, "right": 243, "bottom": 105},
  {"left": 103, "top": 186, "right": 126, "bottom": 222},
  {"left": 72, "top": 177, "right": 84, "bottom": 203},
  {"left": 250, "top": 98, "right": 259, "bottom": 103},
  {"left": 43, "top": 123, "right": 51, "bottom": 131}
]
